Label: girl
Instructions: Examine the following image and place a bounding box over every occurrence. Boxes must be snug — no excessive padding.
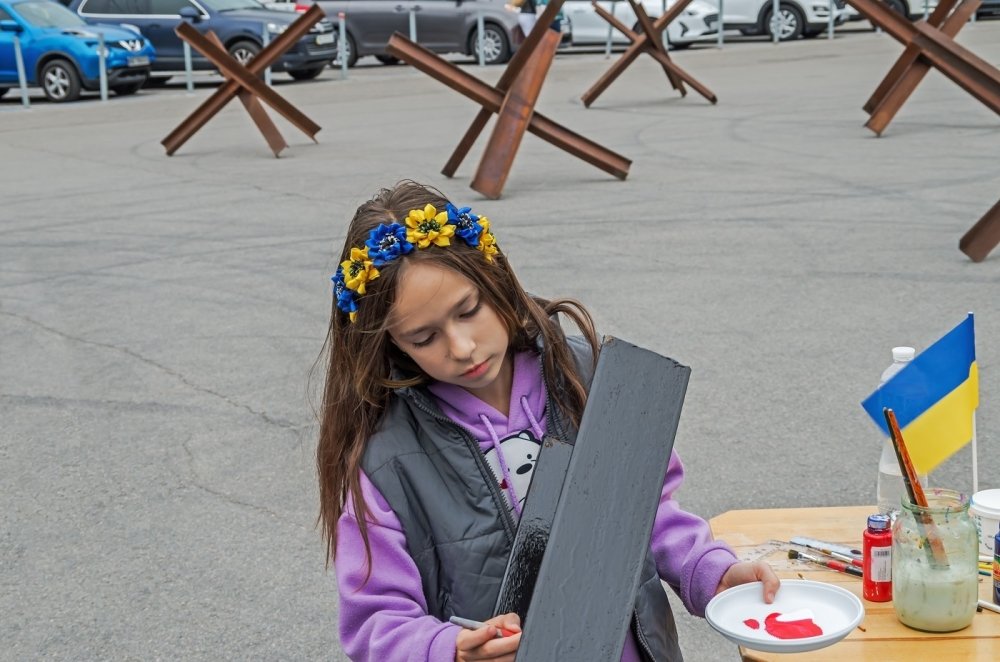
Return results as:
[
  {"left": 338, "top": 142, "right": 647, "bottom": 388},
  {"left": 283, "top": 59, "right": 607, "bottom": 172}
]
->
[{"left": 318, "top": 181, "right": 779, "bottom": 662}]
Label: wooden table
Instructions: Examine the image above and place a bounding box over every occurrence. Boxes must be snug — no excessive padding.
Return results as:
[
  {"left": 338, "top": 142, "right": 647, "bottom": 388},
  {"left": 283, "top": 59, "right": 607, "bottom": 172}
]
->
[{"left": 709, "top": 506, "right": 1000, "bottom": 661}]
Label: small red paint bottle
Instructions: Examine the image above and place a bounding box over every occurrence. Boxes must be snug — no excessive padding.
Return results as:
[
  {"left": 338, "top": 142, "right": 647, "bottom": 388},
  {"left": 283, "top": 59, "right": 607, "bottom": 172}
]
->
[{"left": 863, "top": 513, "right": 893, "bottom": 602}]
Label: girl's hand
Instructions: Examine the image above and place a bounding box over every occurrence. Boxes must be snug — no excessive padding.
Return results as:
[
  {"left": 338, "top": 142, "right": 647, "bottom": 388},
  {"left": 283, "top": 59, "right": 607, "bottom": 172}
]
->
[
  {"left": 455, "top": 613, "right": 522, "bottom": 661},
  {"left": 716, "top": 560, "right": 781, "bottom": 603}
]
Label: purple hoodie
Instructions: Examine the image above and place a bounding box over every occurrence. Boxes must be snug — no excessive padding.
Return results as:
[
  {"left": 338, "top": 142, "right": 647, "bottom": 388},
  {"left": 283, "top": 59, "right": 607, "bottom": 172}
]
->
[{"left": 336, "top": 350, "right": 738, "bottom": 661}]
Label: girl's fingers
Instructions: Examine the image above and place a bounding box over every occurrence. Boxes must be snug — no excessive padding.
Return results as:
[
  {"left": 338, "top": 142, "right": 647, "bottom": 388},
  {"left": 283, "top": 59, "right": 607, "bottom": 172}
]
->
[{"left": 456, "top": 625, "right": 500, "bottom": 652}]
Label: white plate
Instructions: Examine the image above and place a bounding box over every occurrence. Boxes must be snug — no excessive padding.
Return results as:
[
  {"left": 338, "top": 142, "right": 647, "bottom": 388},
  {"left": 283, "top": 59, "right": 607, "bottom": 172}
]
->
[{"left": 705, "top": 580, "right": 865, "bottom": 654}]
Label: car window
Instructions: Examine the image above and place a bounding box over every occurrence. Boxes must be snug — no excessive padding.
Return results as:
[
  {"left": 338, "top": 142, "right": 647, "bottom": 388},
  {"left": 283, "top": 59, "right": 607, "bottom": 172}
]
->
[
  {"left": 15, "top": 0, "right": 88, "bottom": 25},
  {"left": 199, "top": 0, "right": 264, "bottom": 11},
  {"left": 149, "top": 0, "right": 194, "bottom": 13},
  {"left": 0, "top": 7, "right": 11, "bottom": 19},
  {"left": 80, "top": 0, "right": 150, "bottom": 13}
]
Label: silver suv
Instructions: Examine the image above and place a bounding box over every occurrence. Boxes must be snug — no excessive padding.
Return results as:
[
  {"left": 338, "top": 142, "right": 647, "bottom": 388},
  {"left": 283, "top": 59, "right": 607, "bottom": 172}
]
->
[{"left": 277, "top": 0, "right": 524, "bottom": 66}]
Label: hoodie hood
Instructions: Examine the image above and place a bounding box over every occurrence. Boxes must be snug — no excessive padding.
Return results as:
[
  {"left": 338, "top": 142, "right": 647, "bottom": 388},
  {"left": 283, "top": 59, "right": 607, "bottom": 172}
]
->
[{"left": 428, "top": 349, "right": 546, "bottom": 444}]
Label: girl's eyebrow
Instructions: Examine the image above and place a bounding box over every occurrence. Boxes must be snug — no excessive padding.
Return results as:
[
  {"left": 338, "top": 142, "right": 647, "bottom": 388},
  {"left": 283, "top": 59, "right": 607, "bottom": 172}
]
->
[{"left": 399, "top": 292, "right": 475, "bottom": 339}]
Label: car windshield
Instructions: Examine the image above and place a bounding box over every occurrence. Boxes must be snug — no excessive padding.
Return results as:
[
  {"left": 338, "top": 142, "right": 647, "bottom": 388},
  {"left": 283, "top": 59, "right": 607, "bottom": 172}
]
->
[
  {"left": 14, "top": 0, "right": 88, "bottom": 27},
  {"left": 199, "top": 0, "right": 265, "bottom": 11}
]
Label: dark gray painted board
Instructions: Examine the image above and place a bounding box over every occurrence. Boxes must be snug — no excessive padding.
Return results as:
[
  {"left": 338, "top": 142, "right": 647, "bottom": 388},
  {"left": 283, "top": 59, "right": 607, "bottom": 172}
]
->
[
  {"left": 515, "top": 337, "right": 690, "bottom": 661},
  {"left": 493, "top": 436, "right": 574, "bottom": 621}
]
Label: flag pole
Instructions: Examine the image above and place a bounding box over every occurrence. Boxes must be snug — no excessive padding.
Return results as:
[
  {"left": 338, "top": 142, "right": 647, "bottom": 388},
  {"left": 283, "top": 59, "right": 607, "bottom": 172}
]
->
[{"left": 972, "top": 412, "right": 979, "bottom": 495}]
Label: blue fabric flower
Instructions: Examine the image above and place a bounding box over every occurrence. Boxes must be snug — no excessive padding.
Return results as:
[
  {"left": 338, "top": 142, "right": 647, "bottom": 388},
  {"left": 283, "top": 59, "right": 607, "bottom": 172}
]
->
[
  {"left": 332, "top": 267, "right": 359, "bottom": 320},
  {"left": 365, "top": 223, "right": 413, "bottom": 266},
  {"left": 446, "top": 203, "right": 483, "bottom": 247}
]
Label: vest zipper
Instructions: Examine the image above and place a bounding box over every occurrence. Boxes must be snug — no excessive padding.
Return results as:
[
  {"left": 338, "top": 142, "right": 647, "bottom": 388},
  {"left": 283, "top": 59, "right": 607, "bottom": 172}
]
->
[
  {"left": 404, "top": 392, "right": 518, "bottom": 543},
  {"left": 633, "top": 611, "right": 656, "bottom": 662}
]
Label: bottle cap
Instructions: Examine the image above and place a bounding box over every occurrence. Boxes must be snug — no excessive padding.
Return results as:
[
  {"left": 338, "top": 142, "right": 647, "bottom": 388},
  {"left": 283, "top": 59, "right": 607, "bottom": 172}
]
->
[
  {"left": 891, "top": 347, "right": 915, "bottom": 362},
  {"left": 868, "top": 514, "right": 891, "bottom": 531}
]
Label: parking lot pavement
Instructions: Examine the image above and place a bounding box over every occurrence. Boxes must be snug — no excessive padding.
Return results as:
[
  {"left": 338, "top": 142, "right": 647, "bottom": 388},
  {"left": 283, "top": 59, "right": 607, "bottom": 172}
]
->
[{"left": 2, "top": 21, "right": 999, "bottom": 661}]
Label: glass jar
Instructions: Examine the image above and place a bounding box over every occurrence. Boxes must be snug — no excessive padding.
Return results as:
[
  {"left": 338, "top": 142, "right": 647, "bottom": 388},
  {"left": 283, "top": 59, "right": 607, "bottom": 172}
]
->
[{"left": 892, "top": 488, "right": 979, "bottom": 632}]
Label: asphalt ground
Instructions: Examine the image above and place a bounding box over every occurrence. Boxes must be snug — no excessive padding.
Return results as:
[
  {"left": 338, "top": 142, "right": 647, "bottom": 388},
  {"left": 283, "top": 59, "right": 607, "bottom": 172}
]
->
[{"left": 2, "top": 22, "right": 1000, "bottom": 661}]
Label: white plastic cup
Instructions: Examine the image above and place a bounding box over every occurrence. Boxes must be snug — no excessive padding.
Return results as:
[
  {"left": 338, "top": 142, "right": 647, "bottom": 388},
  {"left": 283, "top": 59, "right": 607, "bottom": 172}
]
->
[{"left": 969, "top": 489, "right": 1000, "bottom": 556}]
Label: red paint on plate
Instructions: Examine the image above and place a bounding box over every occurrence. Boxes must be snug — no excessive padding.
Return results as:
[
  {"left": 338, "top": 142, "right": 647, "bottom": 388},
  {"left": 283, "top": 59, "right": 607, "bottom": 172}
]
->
[
  {"left": 763, "top": 612, "right": 823, "bottom": 639},
  {"left": 743, "top": 619, "right": 760, "bottom": 629}
]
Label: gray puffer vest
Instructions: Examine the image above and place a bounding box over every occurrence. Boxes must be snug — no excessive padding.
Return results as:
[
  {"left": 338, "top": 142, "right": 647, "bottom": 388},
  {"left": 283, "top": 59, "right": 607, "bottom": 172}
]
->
[{"left": 361, "top": 336, "right": 683, "bottom": 662}]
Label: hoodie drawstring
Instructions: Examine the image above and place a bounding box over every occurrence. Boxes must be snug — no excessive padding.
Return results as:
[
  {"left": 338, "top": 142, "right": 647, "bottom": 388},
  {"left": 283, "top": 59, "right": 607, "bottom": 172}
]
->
[
  {"left": 521, "top": 395, "right": 545, "bottom": 441},
  {"left": 479, "top": 414, "right": 523, "bottom": 518}
]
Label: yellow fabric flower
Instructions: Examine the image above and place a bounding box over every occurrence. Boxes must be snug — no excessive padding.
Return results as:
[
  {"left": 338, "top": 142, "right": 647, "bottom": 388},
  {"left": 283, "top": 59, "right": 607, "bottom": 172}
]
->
[
  {"left": 341, "top": 246, "right": 379, "bottom": 295},
  {"left": 405, "top": 204, "right": 455, "bottom": 249},
  {"left": 477, "top": 217, "right": 498, "bottom": 262}
]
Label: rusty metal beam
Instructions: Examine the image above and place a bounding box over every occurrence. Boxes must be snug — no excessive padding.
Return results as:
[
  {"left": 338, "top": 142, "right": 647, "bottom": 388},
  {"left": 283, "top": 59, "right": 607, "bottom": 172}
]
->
[
  {"left": 385, "top": 33, "right": 631, "bottom": 189},
  {"left": 865, "top": 0, "right": 980, "bottom": 135},
  {"left": 960, "top": 198, "right": 1000, "bottom": 262},
  {"left": 581, "top": 0, "right": 717, "bottom": 107},
  {"left": 845, "top": 0, "right": 1000, "bottom": 119},
  {"left": 862, "top": 0, "right": 961, "bottom": 115},
  {"left": 437, "top": 0, "right": 567, "bottom": 178},
  {"left": 471, "top": 28, "right": 561, "bottom": 199},
  {"left": 161, "top": 5, "right": 324, "bottom": 156}
]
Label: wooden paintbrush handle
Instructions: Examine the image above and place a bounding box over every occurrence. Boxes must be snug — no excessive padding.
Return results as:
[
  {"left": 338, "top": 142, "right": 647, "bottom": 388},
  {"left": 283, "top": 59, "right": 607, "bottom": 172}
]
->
[{"left": 885, "top": 408, "right": 950, "bottom": 566}]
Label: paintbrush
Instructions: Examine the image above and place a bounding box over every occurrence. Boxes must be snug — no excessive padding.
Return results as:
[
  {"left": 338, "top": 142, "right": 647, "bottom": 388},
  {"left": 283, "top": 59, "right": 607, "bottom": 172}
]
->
[
  {"left": 788, "top": 549, "right": 863, "bottom": 578},
  {"left": 883, "top": 408, "right": 949, "bottom": 567}
]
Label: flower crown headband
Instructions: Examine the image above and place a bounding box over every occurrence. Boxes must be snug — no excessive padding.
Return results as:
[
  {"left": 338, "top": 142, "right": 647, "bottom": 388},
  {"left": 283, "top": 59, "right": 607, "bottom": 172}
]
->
[{"left": 331, "top": 202, "right": 498, "bottom": 323}]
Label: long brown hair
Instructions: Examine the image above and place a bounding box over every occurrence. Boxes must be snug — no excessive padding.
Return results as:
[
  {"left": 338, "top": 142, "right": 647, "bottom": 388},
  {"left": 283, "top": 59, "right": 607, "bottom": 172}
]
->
[{"left": 317, "top": 181, "right": 599, "bottom": 569}]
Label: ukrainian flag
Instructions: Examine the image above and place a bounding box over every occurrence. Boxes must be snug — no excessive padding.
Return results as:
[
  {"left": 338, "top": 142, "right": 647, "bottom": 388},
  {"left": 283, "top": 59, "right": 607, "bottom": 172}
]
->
[{"left": 862, "top": 314, "right": 978, "bottom": 475}]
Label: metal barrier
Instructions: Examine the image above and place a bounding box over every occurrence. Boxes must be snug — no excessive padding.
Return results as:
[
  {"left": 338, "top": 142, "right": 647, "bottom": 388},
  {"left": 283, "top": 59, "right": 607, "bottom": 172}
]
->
[
  {"left": 338, "top": 12, "right": 347, "bottom": 79},
  {"left": 11, "top": 31, "right": 30, "bottom": 108},
  {"left": 98, "top": 32, "right": 108, "bottom": 101},
  {"left": 477, "top": 12, "right": 485, "bottom": 66}
]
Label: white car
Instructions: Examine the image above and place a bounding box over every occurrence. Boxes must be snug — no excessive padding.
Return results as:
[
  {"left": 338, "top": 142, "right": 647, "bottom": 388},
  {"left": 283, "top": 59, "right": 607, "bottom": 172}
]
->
[
  {"left": 563, "top": 0, "right": 719, "bottom": 48},
  {"left": 701, "top": 0, "right": 850, "bottom": 40}
]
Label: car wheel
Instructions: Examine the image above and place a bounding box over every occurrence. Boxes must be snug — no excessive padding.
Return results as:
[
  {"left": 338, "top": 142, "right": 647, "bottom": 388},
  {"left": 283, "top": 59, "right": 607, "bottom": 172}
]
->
[
  {"left": 375, "top": 55, "right": 400, "bottom": 65},
  {"left": 40, "top": 59, "right": 81, "bottom": 103},
  {"left": 886, "top": 0, "right": 907, "bottom": 15},
  {"left": 333, "top": 31, "right": 358, "bottom": 68},
  {"left": 764, "top": 3, "right": 805, "bottom": 40},
  {"left": 288, "top": 65, "right": 325, "bottom": 80},
  {"left": 469, "top": 23, "right": 510, "bottom": 65},
  {"left": 112, "top": 81, "right": 145, "bottom": 95},
  {"left": 228, "top": 39, "right": 261, "bottom": 67}
]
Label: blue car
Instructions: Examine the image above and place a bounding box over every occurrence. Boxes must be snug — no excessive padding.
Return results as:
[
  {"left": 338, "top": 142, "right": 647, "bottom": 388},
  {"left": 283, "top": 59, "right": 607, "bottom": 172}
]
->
[{"left": 0, "top": 0, "right": 154, "bottom": 101}]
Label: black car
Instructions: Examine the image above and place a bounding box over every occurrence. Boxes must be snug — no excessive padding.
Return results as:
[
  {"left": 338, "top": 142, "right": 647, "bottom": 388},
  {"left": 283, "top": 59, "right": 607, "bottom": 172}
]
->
[{"left": 65, "top": 0, "right": 337, "bottom": 80}]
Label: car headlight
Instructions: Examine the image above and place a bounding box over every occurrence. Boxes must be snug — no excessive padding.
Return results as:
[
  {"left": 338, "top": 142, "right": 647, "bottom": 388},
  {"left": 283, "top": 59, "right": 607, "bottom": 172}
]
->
[
  {"left": 504, "top": 3, "right": 521, "bottom": 12},
  {"left": 266, "top": 22, "right": 288, "bottom": 34}
]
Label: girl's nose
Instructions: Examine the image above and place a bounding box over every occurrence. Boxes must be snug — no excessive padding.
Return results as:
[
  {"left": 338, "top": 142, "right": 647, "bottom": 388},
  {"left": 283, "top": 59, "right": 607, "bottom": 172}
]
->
[{"left": 448, "top": 331, "right": 475, "bottom": 360}]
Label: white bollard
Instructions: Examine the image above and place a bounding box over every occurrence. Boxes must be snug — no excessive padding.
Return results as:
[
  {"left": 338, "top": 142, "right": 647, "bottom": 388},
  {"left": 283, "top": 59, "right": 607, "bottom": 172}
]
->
[
  {"left": 12, "top": 34, "right": 30, "bottom": 109},
  {"left": 827, "top": 0, "right": 834, "bottom": 38},
  {"left": 338, "top": 13, "right": 347, "bottom": 79},
  {"left": 262, "top": 25, "right": 272, "bottom": 86},
  {"left": 477, "top": 12, "right": 485, "bottom": 66},
  {"left": 183, "top": 41, "right": 194, "bottom": 93},
  {"left": 716, "top": 0, "right": 724, "bottom": 48},
  {"left": 772, "top": 0, "right": 780, "bottom": 42},
  {"left": 661, "top": 0, "right": 668, "bottom": 49},
  {"left": 98, "top": 32, "right": 108, "bottom": 101},
  {"left": 604, "top": 0, "right": 615, "bottom": 58},
  {"left": 409, "top": 6, "right": 417, "bottom": 41}
]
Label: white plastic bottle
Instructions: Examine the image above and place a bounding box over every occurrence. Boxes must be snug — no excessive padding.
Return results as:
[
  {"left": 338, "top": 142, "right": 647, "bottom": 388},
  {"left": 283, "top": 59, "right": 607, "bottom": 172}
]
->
[{"left": 875, "top": 346, "right": 927, "bottom": 517}]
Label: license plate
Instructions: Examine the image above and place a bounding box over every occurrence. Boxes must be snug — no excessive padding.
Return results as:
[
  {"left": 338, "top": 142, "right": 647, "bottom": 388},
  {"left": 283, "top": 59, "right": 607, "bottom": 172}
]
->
[
  {"left": 127, "top": 55, "right": 150, "bottom": 67},
  {"left": 316, "top": 33, "right": 334, "bottom": 45}
]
